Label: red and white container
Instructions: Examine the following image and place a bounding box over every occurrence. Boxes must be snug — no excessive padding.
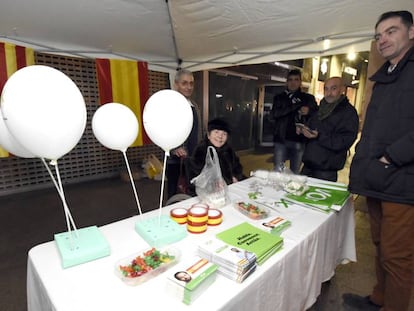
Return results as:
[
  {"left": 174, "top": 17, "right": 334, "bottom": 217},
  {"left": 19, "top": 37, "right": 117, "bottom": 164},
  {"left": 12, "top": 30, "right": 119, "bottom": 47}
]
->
[
  {"left": 186, "top": 219, "right": 208, "bottom": 234},
  {"left": 187, "top": 204, "right": 209, "bottom": 233},
  {"left": 170, "top": 207, "right": 188, "bottom": 224},
  {"left": 207, "top": 208, "right": 223, "bottom": 226}
]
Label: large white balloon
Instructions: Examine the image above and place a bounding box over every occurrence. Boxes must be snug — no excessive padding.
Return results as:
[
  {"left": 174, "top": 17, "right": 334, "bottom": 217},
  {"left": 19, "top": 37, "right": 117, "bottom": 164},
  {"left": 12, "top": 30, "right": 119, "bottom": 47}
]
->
[
  {"left": 0, "top": 109, "right": 35, "bottom": 158},
  {"left": 0, "top": 65, "right": 86, "bottom": 161},
  {"left": 92, "top": 103, "right": 139, "bottom": 152},
  {"left": 143, "top": 90, "right": 193, "bottom": 152}
]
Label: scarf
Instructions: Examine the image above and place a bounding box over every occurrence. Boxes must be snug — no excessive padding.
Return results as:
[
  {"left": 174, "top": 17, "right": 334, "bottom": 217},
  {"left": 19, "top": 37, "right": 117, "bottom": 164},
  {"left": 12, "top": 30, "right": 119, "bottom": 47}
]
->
[
  {"left": 318, "top": 95, "right": 344, "bottom": 120},
  {"left": 285, "top": 89, "right": 302, "bottom": 105}
]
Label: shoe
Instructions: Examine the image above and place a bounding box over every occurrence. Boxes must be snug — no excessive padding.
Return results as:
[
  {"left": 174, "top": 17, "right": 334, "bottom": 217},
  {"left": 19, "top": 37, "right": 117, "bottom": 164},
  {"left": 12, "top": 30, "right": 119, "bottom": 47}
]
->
[{"left": 342, "top": 293, "right": 381, "bottom": 310}]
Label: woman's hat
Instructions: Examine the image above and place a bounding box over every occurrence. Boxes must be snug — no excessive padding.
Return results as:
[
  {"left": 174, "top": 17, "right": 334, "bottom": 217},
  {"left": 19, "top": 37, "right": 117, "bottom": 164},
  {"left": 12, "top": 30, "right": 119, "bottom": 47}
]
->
[{"left": 207, "top": 118, "right": 231, "bottom": 134}]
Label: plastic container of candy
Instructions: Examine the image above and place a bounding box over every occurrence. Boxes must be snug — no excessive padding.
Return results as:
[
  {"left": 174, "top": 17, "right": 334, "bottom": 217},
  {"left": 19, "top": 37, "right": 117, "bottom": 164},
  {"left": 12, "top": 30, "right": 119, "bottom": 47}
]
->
[
  {"left": 234, "top": 200, "right": 269, "bottom": 220},
  {"left": 115, "top": 247, "right": 180, "bottom": 286}
]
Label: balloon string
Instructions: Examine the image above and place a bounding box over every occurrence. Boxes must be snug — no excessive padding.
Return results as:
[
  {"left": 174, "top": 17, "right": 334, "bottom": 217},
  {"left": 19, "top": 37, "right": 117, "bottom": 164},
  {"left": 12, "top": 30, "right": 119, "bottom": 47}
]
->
[
  {"left": 53, "top": 162, "right": 74, "bottom": 250},
  {"left": 41, "top": 159, "right": 78, "bottom": 241},
  {"left": 122, "top": 151, "right": 143, "bottom": 220},
  {"left": 158, "top": 152, "right": 168, "bottom": 226}
]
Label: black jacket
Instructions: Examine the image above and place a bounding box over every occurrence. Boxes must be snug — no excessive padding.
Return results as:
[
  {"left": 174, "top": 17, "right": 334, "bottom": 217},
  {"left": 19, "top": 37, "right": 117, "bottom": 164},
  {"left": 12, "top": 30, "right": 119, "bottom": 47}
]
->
[
  {"left": 189, "top": 137, "right": 245, "bottom": 186},
  {"left": 349, "top": 46, "right": 414, "bottom": 204},
  {"left": 302, "top": 96, "right": 359, "bottom": 171},
  {"left": 270, "top": 89, "right": 318, "bottom": 143},
  {"left": 168, "top": 102, "right": 202, "bottom": 164}
]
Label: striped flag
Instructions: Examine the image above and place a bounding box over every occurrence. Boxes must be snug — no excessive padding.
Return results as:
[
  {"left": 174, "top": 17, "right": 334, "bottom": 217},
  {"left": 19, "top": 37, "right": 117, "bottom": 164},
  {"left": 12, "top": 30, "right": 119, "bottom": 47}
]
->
[
  {"left": 95, "top": 59, "right": 150, "bottom": 147},
  {"left": 0, "top": 42, "right": 35, "bottom": 157}
]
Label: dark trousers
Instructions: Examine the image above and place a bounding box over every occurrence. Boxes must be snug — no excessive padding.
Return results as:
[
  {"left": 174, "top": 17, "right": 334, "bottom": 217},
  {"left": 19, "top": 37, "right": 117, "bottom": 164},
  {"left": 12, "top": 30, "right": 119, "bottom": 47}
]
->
[
  {"left": 166, "top": 159, "right": 192, "bottom": 199},
  {"left": 273, "top": 141, "right": 304, "bottom": 174},
  {"left": 366, "top": 197, "right": 414, "bottom": 311},
  {"left": 166, "top": 162, "right": 180, "bottom": 199},
  {"left": 301, "top": 166, "right": 337, "bottom": 182}
]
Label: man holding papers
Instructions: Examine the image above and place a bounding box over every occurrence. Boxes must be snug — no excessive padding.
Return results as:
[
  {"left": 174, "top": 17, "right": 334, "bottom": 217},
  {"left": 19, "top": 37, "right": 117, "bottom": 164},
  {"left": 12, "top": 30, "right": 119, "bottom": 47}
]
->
[{"left": 298, "top": 77, "right": 359, "bottom": 182}]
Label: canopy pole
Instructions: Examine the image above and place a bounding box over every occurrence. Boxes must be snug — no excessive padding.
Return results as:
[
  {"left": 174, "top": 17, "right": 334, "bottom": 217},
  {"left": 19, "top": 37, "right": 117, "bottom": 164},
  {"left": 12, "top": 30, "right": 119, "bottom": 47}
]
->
[{"left": 165, "top": 0, "right": 182, "bottom": 70}]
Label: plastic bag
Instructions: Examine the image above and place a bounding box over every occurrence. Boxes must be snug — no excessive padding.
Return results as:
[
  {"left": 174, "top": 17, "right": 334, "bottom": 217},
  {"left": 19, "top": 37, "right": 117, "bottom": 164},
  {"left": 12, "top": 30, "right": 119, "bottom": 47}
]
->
[
  {"left": 144, "top": 154, "right": 163, "bottom": 179},
  {"left": 191, "top": 146, "right": 229, "bottom": 208}
]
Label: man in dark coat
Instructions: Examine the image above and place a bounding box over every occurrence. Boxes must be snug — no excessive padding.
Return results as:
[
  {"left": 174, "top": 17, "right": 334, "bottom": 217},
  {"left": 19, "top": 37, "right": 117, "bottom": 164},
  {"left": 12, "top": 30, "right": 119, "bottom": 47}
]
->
[
  {"left": 344, "top": 10, "right": 414, "bottom": 311},
  {"left": 270, "top": 69, "right": 318, "bottom": 173},
  {"left": 166, "top": 69, "right": 202, "bottom": 199},
  {"left": 299, "top": 77, "right": 359, "bottom": 182}
]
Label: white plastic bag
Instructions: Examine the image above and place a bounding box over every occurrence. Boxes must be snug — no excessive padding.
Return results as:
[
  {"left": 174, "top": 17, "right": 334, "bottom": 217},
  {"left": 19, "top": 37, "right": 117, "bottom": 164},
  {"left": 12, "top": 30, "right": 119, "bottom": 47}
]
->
[{"left": 191, "top": 146, "right": 229, "bottom": 208}]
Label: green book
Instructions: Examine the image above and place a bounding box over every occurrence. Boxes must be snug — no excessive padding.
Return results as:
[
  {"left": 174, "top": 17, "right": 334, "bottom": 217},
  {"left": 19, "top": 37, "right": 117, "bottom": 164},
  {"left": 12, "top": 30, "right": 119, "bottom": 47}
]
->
[
  {"left": 283, "top": 185, "right": 351, "bottom": 213},
  {"left": 167, "top": 256, "right": 218, "bottom": 305},
  {"left": 261, "top": 216, "right": 292, "bottom": 236},
  {"left": 216, "top": 222, "right": 283, "bottom": 265},
  {"left": 257, "top": 242, "right": 284, "bottom": 264}
]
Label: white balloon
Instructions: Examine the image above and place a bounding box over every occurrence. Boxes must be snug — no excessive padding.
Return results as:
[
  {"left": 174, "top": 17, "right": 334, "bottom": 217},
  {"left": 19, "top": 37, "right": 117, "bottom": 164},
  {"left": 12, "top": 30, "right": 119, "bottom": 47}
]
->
[
  {"left": 1, "top": 65, "right": 86, "bottom": 161},
  {"left": 143, "top": 90, "right": 193, "bottom": 152},
  {"left": 92, "top": 103, "right": 139, "bottom": 152},
  {"left": 0, "top": 109, "right": 35, "bottom": 158}
]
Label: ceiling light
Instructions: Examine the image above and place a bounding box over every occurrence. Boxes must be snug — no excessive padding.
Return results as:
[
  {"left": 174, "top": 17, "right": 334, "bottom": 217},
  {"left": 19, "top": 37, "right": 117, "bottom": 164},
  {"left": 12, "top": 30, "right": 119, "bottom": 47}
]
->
[
  {"left": 347, "top": 52, "right": 356, "bottom": 61},
  {"left": 273, "top": 61, "right": 291, "bottom": 69},
  {"left": 323, "top": 39, "right": 330, "bottom": 50},
  {"left": 271, "top": 75, "right": 286, "bottom": 82}
]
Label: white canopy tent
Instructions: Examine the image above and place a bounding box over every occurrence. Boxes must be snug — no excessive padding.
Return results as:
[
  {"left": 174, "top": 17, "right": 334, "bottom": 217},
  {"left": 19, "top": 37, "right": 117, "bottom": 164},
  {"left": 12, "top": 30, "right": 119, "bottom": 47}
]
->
[{"left": 1, "top": 0, "right": 413, "bottom": 73}]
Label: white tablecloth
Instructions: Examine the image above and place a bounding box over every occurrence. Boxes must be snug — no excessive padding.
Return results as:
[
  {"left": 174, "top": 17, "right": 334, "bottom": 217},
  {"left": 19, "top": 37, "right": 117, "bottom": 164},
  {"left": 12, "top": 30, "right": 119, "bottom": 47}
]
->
[{"left": 27, "top": 177, "right": 356, "bottom": 311}]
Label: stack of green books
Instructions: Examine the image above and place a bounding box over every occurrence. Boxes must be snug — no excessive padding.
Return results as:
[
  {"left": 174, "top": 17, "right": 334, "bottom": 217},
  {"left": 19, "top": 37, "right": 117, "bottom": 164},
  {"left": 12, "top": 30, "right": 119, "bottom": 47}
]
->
[
  {"left": 166, "top": 256, "right": 218, "bottom": 305},
  {"left": 198, "top": 237, "right": 257, "bottom": 283},
  {"left": 216, "top": 222, "right": 284, "bottom": 265},
  {"left": 283, "top": 184, "right": 351, "bottom": 213},
  {"left": 260, "top": 216, "right": 292, "bottom": 236}
]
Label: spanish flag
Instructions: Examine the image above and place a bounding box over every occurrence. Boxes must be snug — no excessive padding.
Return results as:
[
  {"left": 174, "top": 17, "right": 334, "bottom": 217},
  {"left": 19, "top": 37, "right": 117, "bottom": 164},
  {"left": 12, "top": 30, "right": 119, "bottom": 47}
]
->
[
  {"left": 95, "top": 59, "right": 150, "bottom": 147},
  {"left": 0, "top": 42, "right": 35, "bottom": 157}
]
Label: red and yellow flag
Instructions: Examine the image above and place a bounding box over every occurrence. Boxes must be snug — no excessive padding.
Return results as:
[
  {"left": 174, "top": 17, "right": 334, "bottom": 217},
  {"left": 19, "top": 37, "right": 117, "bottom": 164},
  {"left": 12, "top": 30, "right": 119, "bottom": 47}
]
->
[
  {"left": 0, "top": 42, "right": 35, "bottom": 157},
  {"left": 95, "top": 59, "right": 150, "bottom": 147}
]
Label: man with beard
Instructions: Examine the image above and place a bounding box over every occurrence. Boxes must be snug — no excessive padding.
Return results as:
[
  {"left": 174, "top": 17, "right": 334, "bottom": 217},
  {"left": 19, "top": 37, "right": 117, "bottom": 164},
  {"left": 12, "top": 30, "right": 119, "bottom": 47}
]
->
[{"left": 299, "top": 76, "right": 359, "bottom": 182}]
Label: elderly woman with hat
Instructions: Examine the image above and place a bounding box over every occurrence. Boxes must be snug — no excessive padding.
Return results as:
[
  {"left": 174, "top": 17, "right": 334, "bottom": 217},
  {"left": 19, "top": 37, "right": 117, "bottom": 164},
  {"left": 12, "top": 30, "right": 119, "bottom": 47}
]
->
[{"left": 188, "top": 118, "right": 245, "bottom": 193}]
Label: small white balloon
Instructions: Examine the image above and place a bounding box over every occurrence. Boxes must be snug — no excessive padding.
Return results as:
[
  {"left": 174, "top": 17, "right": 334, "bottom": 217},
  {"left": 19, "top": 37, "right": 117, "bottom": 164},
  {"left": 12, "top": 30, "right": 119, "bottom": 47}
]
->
[
  {"left": 1, "top": 65, "right": 86, "bottom": 160},
  {"left": 0, "top": 109, "right": 35, "bottom": 158},
  {"left": 92, "top": 103, "right": 139, "bottom": 152},
  {"left": 143, "top": 90, "right": 193, "bottom": 152}
]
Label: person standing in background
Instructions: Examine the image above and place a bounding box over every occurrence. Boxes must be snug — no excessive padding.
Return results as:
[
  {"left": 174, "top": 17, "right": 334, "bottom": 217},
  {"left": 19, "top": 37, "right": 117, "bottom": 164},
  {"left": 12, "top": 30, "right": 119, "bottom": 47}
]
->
[
  {"left": 345, "top": 10, "right": 414, "bottom": 311},
  {"left": 167, "top": 69, "right": 202, "bottom": 199},
  {"left": 270, "top": 69, "right": 317, "bottom": 173},
  {"left": 299, "top": 77, "right": 359, "bottom": 182}
]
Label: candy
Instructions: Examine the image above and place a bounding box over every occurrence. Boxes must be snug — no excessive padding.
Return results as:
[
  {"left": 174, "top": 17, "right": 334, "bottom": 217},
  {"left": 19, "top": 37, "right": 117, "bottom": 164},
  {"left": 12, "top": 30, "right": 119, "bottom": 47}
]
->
[{"left": 119, "top": 248, "right": 175, "bottom": 278}]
